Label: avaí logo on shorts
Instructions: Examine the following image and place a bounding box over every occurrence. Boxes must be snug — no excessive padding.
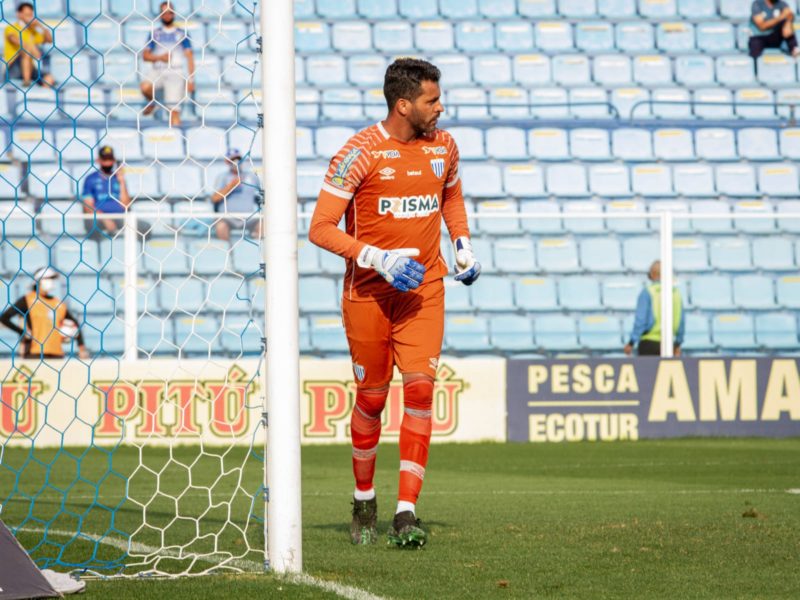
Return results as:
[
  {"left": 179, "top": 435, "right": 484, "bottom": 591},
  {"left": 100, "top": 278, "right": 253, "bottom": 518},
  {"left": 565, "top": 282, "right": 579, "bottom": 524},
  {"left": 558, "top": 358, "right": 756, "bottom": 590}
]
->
[
  {"left": 378, "top": 194, "right": 440, "bottom": 218},
  {"left": 353, "top": 364, "right": 366, "bottom": 382}
]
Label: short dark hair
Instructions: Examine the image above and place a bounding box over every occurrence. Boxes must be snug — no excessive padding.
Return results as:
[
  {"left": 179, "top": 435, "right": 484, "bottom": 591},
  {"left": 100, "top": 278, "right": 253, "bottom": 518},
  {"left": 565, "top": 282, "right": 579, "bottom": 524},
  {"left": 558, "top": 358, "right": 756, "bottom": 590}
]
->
[
  {"left": 383, "top": 58, "right": 441, "bottom": 111},
  {"left": 17, "top": 2, "right": 34, "bottom": 12}
]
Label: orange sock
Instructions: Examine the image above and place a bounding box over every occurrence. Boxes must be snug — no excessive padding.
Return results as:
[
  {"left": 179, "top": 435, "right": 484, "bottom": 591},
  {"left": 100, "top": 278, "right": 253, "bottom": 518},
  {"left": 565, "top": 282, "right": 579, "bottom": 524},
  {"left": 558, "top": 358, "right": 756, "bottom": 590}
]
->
[
  {"left": 351, "top": 387, "right": 388, "bottom": 492},
  {"left": 397, "top": 378, "right": 434, "bottom": 506}
]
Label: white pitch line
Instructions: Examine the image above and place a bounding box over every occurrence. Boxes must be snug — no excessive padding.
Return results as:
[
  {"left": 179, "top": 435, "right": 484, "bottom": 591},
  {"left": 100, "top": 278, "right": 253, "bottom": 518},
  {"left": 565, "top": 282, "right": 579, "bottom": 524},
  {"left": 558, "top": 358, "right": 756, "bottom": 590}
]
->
[{"left": 18, "top": 527, "right": 390, "bottom": 600}]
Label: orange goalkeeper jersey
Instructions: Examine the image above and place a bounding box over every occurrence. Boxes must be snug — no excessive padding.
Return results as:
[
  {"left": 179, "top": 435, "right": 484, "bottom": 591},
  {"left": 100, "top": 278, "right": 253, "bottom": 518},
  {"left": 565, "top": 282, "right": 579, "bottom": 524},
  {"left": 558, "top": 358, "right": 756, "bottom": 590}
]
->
[{"left": 309, "top": 121, "right": 470, "bottom": 301}]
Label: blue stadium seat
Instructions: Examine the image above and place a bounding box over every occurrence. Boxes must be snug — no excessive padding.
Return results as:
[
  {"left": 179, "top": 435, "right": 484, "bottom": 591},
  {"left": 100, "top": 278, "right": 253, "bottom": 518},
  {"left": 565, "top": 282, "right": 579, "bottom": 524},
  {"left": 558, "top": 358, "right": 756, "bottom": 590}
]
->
[
  {"left": 315, "top": 126, "right": 355, "bottom": 158},
  {"left": 734, "top": 274, "right": 776, "bottom": 309},
  {"left": 535, "top": 21, "right": 573, "bottom": 51},
  {"left": 753, "top": 238, "right": 795, "bottom": 270},
  {"left": 455, "top": 22, "right": 494, "bottom": 51},
  {"left": 529, "top": 87, "right": 567, "bottom": 119},
  {"left": 779, "top": 128, "right": 800, "bottom": 159},
  {"left": 580, "top": 238, "right": 622, "bottom": 272},
  {"left": 450, "top": 127, "right": 485, "bottom": 160},
  {"left": 332, "top": 22, "right": 371, "bottom": 52},
  {"left": 415, "top": 21, "right": 454, "bottom": 52},
  {"left": 716, "top": 164, "right": 757, "bottom": 196},
  {"left": 310, "top": 315, "right": 349, "bottom": 353},
  {"left": 697, "top": 23, "right": 735, "bottom": 53},
  {"left": 739, "top": 128, "right": 780, "bottom": 161},
  {"left": 675, "top": 56, "right": 715, "bottom": 87},
  {"left": 690, "top": 200, "right": 732, "bottom": 233},
  {"left": 777, "top": 89, "right": 800, "bottom": 118},
  {"left": 297, "top": 240, "right": 320, "bottom": 275},
  {"left": 678, "top": 0, "right": 716, "bottom": 17},
  {"left": 322, "top": 89, "right": 363, "bottom": 120},
  {"left": 633, "top": 55, "right": 672, "bottom": 86},
  {"left": 449, "top": 88, "right": 489, "bottom": 119},
  {"left": 612, "top": 128, "right": 653, "bottom": 161},
  {"left": 653, "top": 129, "right": 694, "bottom": 161},
  {"left": 535, "top": 315, "right": 578, "bottom": 351},
  {"left": 479, "top": 0, "right": 517, "bottom": 16},
  {"left": 11, "top": 128, "right": 54, "bottom": 162},
  {"left": 651, "top": 200, "right": 691, "bottom": 235},
  {"left": 569, "top": 87, "right": 611, "bottom": 119},
  {"left": 462, "top": 165, "right": 503, "bottom": 198},
  {"left": 560, "top": 277, "right": 602, "bottom": 310},
  {"left": 513, "top": 55, "right": 551, "bottom": 85},
  {"left": 295, "top": 21, "right": 331, "bottom": 52},
  {"left": 437, "top": 54, "right": 472, "bottom": 87},
  {"left": 616, "top": 22, "right": 654, "bottom": 52},
  {"left": 86, "top": 17, "right": 121, "bottom": 52},
  {"left": 444, "top": 277, "right": 472, "bottom": 312},
  {"left": 651, "top": 88, "right": 693, "bottom": 119},
  {"left": 358, "top": 0, "right": 397, "bottom": 17},
  {"left": 306, "top": 56, "right": 346, "bottom": 86},
  {"left": 631, "top": 164, "right": 672, "bottom": 196},
  {"left": 691, "top": 274, "right": 733, "bottom": 309},
  {"left": 734, "top": 200, "right": 775, "bottom": 233},
  {"left": 778, "top": 276, "right": 800, "bottom": 308},
  {"left": 300, "top": 277, "right": 338, "bottom": 312},
  {"left": 528, "top": 128, "right": 569, "bottom": 161},
  {"left": 717, "top": 55, "right": 755, "bottom": 84},
  {"left": 695, "top": 128, "right": 737, "bottom": 161},
  {"left": 317, "top": 0, "right": 356, "bottom": 17},
  {"left": 575, "top": 22, "right": 614, "bottom": 52},
  {"left": 504, "top": 166, "right": 546, "bottom": 198},
  {"left": 487, "top": 127, "right": 527, "bottom": 160},
  {"left": 598, "top": 0, "right": 636, "bottom": 16},
  {"left": 142, "top": 239, "right": 189, "bottom": 277},
  {"left": 552, "top": 55, "right": 591, "bottom": 86},
  {"left": 161, "top": 278, "right": 207, "bottom": 315},
  {"left": 611, "top": 88, "right": 650, "bottom": 119},
  {"left": 231, "top": 240, "right": 261, "bottom": 276},
  {"left": 570, "top": 129, "right": 611, "bottom": 161},
  {"left": 777, "top": 201, "right": 800, "bottom": 233},
  {"left": 602, "top": 277, "right": 640, "bottom": 310},
  {"left": 207, "top": 21, "right": 248, "bottom": 53},
  {"left": 496, "top": 22, "right": 535, "bottom": 51},
  {"left": 579, "top": 315, "right": 622, "bottom": 350},
  {"left": 475, "top": 55, "right": 514, "bottom": 86},
  {"left": 445, "top": 316, "right": 490, "bottom": 351},
  {"left": 207, "top": 276, "right": 250, "bottom": 314},
  {"left": 159, "top": 164, "right": 203, "bottom": 200},
  {"left": 441, "top": 0, "right": 479, "bottom": 18},
  {"left": 594, "top": 55, "right": 632, "bottom": 86},
  {"left": 656, "top": 22, "right": 694, "bottom": 53},
  {"left": 296, "top": 163, "right": 326, "bottom": 199},
  {"left": 221, "top": 314, "right": 268, "bottom": 355},
  {"left": 547, "top": 165, "right": 588, "bottom": 196},
  {"left": 758, "top": 163, "right": 799, "bottom": 196},
  {"left": 120, "top": 163, "right": 160, "bottom": 199},
  {"left": 494, "top": 237, "right": 535, "bottom": 272},
  {"left": 186, "top": 127, "right": 226, "bottom": 161},
  {"left": 490, "top": 315, "right": 534, "bottom": 351},
  {"left": 490, "top": 88, "right": 530, "bottom": 118},
  {"left": 710, "top": 237, "right": 752, "bottom": 271},
  {"left": 563, "top": 200, "right": 606, "bottom": 234},
  {"left": 674, "top": 238, "right": 708, "bottom": 272},
  {"left": 519, "top": 0, "right": 557, "bottom": 16},
  {"left": 54, "top": 127, "right": 95, "bottom": 163},
  {"left": 476, "top": 201, "right": 520, "bottom": 234},
  {"left": 294, "top": 0, "right": 315, "bottom": 17},
  {"left": 400, "top": 0, "right": 438, "bottom": 17},
  {"left": 137, "top": 315, "right": 175, "bottom": 356},
  {"left": 757, "top": 53, "right": 796, "bottom": 87},
  {"left": 755, "top": 313, "right": 798, "bottom": 349},
  {"left": 515, "top": 277, "right": 558, "bottom": 310},
  {"left": 296, "top": 127, "right": 315, "bottom": 160},
  {"left": 471, "top": 238, "right": 496, "bottom": 273},
  {"left": 297, "top": 88, "right": 321, "bottom": 122},
  {"left": 559, "top": 0, "right": 597, "bottom": 16},
  {"left": 693, "top": 88, "right": 735, "bottom": 119},
  {"left": 735, "top": 88, "right": 774, "bottom": 119},
  {"left": 674, "top": 165, "right": 715, "bottom": 196},
  {"left": 682, "top": 313, "right": 713, "bottom": 351},
  {"left": 640, "top": 0, "right": 677, "bottom": 17},
  {"left": 537, "top": 238, "right": 579, "bottom": 272},
  {"left": 607, "top": 200, "right": 648, "bottom": 232},
  {"left": 520, "top": 200, "right": 561, "bottom": 232},
  {"left": 374, "top": 22, "right": 412, "bottom": 52},
  {"left": 472, "top": 276, "right": 515, "bottom": 311},
  {"left": 713, "top": 314, "right": 756, "bottom": 349}
]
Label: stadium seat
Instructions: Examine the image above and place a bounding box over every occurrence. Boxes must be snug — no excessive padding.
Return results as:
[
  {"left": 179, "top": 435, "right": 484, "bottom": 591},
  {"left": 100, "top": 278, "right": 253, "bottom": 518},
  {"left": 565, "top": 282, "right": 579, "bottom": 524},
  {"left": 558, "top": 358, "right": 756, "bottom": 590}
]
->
[
  {"left": 322, "top": 89, "right": 363, "bottom": 120},
  {"left": 716, "top": 55, "right": 755, "bottom": 86},
  {"left": 715, "top": 165, "right": 757, "bottom": 196},
  {"left": 632, "top": 164, "right": 672, "bottom": 196},
  {"left": 462, "top": 165, "right": 503, "bottom": 197},
  {"left": 563, "top": 201, "right": 605, "bottom": 234},
  {"left": 734, "top": 274, "right": 776, "bottom": 309},
  {"left": 557, "top": 0, "right": 595, "bottom": 16},
  {"left": 296, "top": 127, "right": 315, "bottom": 160},
  {"left": 599, "top": 0, "right": 636, "bottom": 17},
  {"left": 315, "top": 127, "right": 354, "bottom": 158},
  {"left": 690, "top": 200, "right": 732, "bottom": 233},
  {"left": 674, "top": 165, "right": 715, "bottom": 196},
  {"left": 738, "top": 128, "right": 780, "bottom": 161},
  {"left": 490, "top": 315, "right": 534, "bottom": 351},
  {"left": 779, "top": 128, "right": 800, "bottom": 159},
  {"left": 440, "top": 0, "right": 479, "bottom": 17},
  {"left": 444, "top": 277, "right": 471, "bottom": 312},
  {"left": 452, "top": 127, "right": 486, "bottom": 160},
  {"left": 449, "top": 88, "right": 489, "bottom": 119},
  {"left": 528, "top": 129, "right": 569, "bottom": 161},
  {"left": 589, "top": 164, "right": 631, "bottom": 197},
  {"left": 734, "top": 200, "right": 775, "bottom": 233},
  {"left": 513, "top": 54, "right": 552, "bottom": 85},
  {"left": 678, "top": 0, "right": 716, "bottom": 18},
  {"left": 546, "top": 165, "right": 588, "bottom": 196},
  {"left": 317, "top": 0, "right": 356, "bottom": 18},
  {"left": 297, "top": 163, "right": 326, "bottom": 199},
  {"left": 735, "top": 88, "right": 775, "bottom": 119},
  {"left": 675, "top": 56, "right": 715, "bottom": 87},
  {"left": 579, "top": 315, "right": 622, "bottom": 350},
  {"left": 479, "top": 0, "right": 517, "bottom": 17},
  {"left": 568, "top": 87, "right": 611, "bottom": 119},
  {"left": 570, "top": 129, "right": 611, "bottom": 161},
  {"left": 494, "top": 238, "right": 535, "bottom": 272},
  {"left": 682, "top": 313, "right": 714, "bottom": 351},
  {"left": 696, "top": 23, "right": 735, "bottom": 54},
  {"left": 552, "top": 55, "right": 591, "bottom": 86},
  {"left": 535, "top": 22, "right": 572, "bottom": 51},
  {"left": 607, "top": 200, "right": 648, "bottom": 232},
  {"left": 519, "top": 200, "right": 561, "bottom": 233},
  {"left": 537, "top": 238, "right": 579, "bottom": 272},
  {"left": 487, "top": 127, "right": 527, "bottom": 160},
  {"left": 752, "top": 238, "right": 795, "bottom": 271},
  {"left": 650, "top": 200, "right": 691, "bottom": 236},
  {"left": 777, "top": 88, "right": 800, "bottom": 118},
  {"left": 623, "top": 236, "right": 660, "bottom": 272},
  {"left": 640, "top": 0, "right": 677, "bottom": 17},
  {"left": 306, "top": 56, "right": 346, "bottom": 86},
  {"left": 611, "top": 88, "right": 650, "bottom": 119},
  {"left": 515, "top": 277, "right": 558, "bottom": 310},
  {"left": 415, "top": 21, "right": 454, "bottom": 52},
  {"left": 504, "top": 165, "right": 546, "bottom": 197},
  {"left": 297, "top": 240, "right": 320, "bottom": 275},
  {"left": 651, "top": 88, "right": 692, "bottom": 119},
  {"left": 358, "top": 0, "right": 397, "bottom": 17},
  {"left": 476, "top": 201, "right": 520, "bottom": 234},
  {"left": 445, "top": 316, "right": 490, "bottom": 351},
  {"left": 296, "top": 88, "right": 321, "bottom": 121},
  {"left": 559, "top": 277, "right": 602, "bottom": 310},
  {"left": 575, "top": 22, "right": 614, "bottom": 52},
  {"left": 709, "top": 237, "right": 752, "bottom": 271},
  {"left": 519, "top": 0, "right": 557, "bottom": 16},
  {"left": 777, "top": 276, "right": 800, "bottom": 308},
  {"left": 695, "top": 128, "right": 737, "bottom": 161},
  {"left": 186, "top": 127, "right": 226, "bottom": 161},
  {"left": 299, "top": 277, "right": 338, "bottom": 312},
  {"left": 612, "top": 129, "right": 653, "bottom": 161},
  {"left": 455, "top": 22, "right": 494, "bottom": 51},
  {"left": 580, "top": 238, "right": 622, "bottom": 272},
  {"left": 490, "top": 88, "right": 530, "bottom": 119},
  {"left": 777, "top": 201, "right": 800, "bottom": 233},
  {"left": 656, "top": 22, "right": 694, "bottom": 53},
  {"left": 137, "top": 315, "right": 175, "bottom": 356},
  {"left": 436, "top": 55, "right": 471, "bottom": 87},
  {"left": 653, "top": 129, "right": 694, "bottom": 161},
  {"left": 691, "top": 275, "right": 733, "bottom": 309},
  {"left": 673, "top": 238, "right": 708, "bottom": 271},
  {"left": 348, "top": 56, "right": 387, "bottom": 86},
  {"left": 332, "top": 22, "right": 371, "bottom": 52},
  {"left": 535, "top": 315, "right": 579, "bottom": 351},
  {"left": 633, "top": 55, "right": 672, "bottom": 86},
  {"left": 374, "top": 22, "right": 413, "bottom": 52},
  {"left": 158, "top": 164, "right": 203, "bottom": 200},
  {"left": 757, "top": 53, "right": 796, "bottom": 87},
  {"left": 616, "top": 22, "right": 654, "bottom": 52},
  {"left": 758, "top": 164, "right": 799, "bottom": 196},
  {"left": 310, "top": 315, "right": 349, "bottom": 353},
  {"left": 602, "top": 277, "right": 640, "bottom": 310},
  {"left": 693, "top": 88, "right": 735, "bottom": 120},
  {"left": 593, "top": 55, "right": 632, "bottom": 87},
  {"left": 755, "top": 313, "right": 798, "bottom": 349},
  {"left": 529, "top": 88, "right": 568, "bottom": 119},
  {"left": 120, "top": 163, "right": 160, "bottom": 199},
  {"left": 713, "top": 314, "right": 756, "bottom": 349},
  {"left": 472, "top": 276, "right": 515, "bottom": 311}
]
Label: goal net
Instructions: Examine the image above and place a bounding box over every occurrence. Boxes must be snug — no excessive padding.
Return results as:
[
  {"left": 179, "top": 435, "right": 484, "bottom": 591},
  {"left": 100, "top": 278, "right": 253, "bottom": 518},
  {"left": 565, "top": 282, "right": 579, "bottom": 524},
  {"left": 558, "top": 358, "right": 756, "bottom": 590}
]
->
[{"left": 0, "top": 0, "right": 268, "bottom": 576}]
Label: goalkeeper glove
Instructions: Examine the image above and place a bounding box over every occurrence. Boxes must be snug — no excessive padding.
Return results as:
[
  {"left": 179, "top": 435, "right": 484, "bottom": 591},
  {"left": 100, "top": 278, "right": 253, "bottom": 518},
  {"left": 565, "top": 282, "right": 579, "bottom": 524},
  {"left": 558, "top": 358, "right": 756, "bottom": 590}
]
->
[
  {"left": 453, "top": 236, "right": 481, "bottom": 286},
  {"left": 357, "top": 246, "right": 426, "bottom": 292}
]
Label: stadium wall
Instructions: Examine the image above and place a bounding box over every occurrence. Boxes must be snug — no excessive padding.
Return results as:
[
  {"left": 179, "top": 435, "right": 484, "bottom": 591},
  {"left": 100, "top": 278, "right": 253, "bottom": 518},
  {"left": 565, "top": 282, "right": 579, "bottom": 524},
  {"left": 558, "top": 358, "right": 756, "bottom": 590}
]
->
[{"left": 2, "top": 357, "right": 797, "bottom": 447}]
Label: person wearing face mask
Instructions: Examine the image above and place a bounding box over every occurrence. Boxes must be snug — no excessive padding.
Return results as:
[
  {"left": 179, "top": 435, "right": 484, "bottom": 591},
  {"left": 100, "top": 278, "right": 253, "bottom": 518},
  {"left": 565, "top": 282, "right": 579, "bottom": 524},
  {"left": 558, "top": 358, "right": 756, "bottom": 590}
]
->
[
  {"left": 81, "top": 145, "right": 132, "bottom": 239},
  {"left": 210, "top": 148, "right": 263, "bottom": 242},
  {"left": 0, "top": 268, "right": 89, "bottom": 360},
  {"left": 140, "top": 1, "right": 195, "bottom": 126}
]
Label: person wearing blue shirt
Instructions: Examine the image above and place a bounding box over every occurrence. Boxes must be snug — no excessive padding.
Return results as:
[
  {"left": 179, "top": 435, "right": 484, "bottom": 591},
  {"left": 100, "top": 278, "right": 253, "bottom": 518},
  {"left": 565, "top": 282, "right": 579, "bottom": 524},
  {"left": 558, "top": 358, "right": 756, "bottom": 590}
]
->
[
  {"left": 624, "top": 261, "right": 685, "bottom": 357},
  {"left": 211, "top": 149, "right": 262, "bottom": 242},
  {"left": 81, "top": 145, "right": 131, "bottom": 238},
  {"left": 140, "top": 1, "right": 195, "bottom": 126},
  {"left": 749, "top": 0, "right": 799, "bottom": 59}
]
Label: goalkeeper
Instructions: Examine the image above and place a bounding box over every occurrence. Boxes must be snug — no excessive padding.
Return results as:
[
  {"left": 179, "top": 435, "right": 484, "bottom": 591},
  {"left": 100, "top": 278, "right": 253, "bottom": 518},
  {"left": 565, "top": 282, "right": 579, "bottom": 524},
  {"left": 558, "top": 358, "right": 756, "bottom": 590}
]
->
[{"left": 309, "top": 58, "right": 480, "bottom": 548}]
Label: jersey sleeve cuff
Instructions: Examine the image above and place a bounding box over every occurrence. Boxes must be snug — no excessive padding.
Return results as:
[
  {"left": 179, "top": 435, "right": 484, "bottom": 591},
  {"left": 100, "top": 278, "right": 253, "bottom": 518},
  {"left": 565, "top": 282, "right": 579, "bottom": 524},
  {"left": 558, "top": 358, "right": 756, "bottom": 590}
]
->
[{"left": 321, "top": 182, "right": 354, "bottom": 200}]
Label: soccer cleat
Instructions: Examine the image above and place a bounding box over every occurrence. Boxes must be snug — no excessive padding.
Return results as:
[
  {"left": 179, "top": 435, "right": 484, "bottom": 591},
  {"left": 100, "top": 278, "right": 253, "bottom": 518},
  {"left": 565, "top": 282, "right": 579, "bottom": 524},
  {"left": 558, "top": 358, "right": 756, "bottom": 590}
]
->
[
  {"left": 350, "top": 496, "right": 378, "bottom": 545},
  {"left": 387, "top": 510, "right": 427, "bottom": 548}
]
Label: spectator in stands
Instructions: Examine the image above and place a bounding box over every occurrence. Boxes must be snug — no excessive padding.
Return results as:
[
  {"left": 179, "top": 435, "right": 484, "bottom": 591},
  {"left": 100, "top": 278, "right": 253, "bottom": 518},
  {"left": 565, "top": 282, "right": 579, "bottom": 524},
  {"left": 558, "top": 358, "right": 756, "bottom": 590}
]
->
[
  {"left": 0, "top": 267, "right": 89, "bottom": 360},
  {"left": 749, "top": 0, "right": 799, "bottom": 59},
  {"left": 211, "top": 149, "right": 262, "bottom": 242},
  {"left": 140, "top": 1, "right": 195, "bottom": 126},
  {"left": 3, "top": 2, "right": 55, "bottom": 88},
  {"left": 82, "top": 145, "right": 131, "bottom": 239},
  {"left": 624, "top": 261, "right": 685, "bottom": 357}
]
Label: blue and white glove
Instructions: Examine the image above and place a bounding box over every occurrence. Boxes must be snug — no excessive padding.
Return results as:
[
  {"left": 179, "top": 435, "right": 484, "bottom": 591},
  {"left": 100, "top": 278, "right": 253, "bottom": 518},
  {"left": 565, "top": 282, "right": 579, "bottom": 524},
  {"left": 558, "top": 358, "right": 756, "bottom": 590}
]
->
[
  {"left": 357, "top": 245, "right": 426, "bottom": 292},
  {"left": 453, "top": 236, "right": 481, "bottom": 286}
]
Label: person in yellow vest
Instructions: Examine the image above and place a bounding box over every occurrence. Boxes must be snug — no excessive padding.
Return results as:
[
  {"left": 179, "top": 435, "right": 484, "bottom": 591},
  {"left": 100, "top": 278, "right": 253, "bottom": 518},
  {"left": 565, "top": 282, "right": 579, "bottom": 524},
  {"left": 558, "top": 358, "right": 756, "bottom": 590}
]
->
[
  {"left": 623, "top": 260, "right": 685, "bottom": 357},
  {"left": 0, "top": 268, "right": 88, "bottom": 359},
  {"left": 3, "top": 2, "right": 55, "bottom": 88}
]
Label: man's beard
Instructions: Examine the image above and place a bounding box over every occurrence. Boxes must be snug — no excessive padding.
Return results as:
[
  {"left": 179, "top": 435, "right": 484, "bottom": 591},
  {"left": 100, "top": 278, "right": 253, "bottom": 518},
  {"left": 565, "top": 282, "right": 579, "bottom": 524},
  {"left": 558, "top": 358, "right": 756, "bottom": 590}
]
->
[
  {"left": 101, "top": 165, "right": 114, "bottom": 174},
  {"left": 161, "top": 16, "right": 174, "bottom": 25},
  {"left": 410, "top": 112, "right": 435, "bottom": 137}
]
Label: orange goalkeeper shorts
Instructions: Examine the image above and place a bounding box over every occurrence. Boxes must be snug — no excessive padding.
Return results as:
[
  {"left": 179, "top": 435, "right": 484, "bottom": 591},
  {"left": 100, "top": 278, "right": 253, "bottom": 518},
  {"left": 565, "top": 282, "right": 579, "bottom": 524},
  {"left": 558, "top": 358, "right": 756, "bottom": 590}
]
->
[{"left": 342, "top": 279, "right": 444, "bottom": 388}]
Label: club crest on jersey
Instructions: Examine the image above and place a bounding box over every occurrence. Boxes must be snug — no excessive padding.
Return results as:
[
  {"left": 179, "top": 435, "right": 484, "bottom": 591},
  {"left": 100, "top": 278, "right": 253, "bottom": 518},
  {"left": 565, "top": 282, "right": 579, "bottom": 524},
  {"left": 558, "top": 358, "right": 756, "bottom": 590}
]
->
[
  {"left": 371, "top": 149, "right": 401, "bottom": 159},
  {"left": 379, "top": 167, "right": 395, "bottom": 180},
  {"left": 378, "top": 194, "right": 440, "bottom": 219},
  {"left": 353, "top": 363, "right": 366, "bottom": 382},
  {"left": 331, "top": 147, "right": 361, "bottom": 188},
  {"left": 430, "top": 158, "right": 445, "bottom": 179},
  {"left": 422, "top": 146, "right": 448, "bottom": 155}
]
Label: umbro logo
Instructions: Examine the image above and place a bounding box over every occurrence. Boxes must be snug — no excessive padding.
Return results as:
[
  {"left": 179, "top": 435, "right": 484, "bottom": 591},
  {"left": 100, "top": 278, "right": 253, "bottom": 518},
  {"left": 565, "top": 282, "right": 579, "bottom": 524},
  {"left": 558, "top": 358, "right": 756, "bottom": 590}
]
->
[{"left": 379, "top": 167, "right": 395, "bottom": 180}]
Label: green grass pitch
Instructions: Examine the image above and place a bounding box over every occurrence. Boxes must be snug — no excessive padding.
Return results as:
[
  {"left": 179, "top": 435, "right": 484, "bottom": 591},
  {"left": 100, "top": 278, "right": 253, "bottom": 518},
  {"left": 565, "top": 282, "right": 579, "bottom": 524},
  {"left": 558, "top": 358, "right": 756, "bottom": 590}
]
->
[{"left": 3, "top": 439, "right": 800, "bottom": 599}]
